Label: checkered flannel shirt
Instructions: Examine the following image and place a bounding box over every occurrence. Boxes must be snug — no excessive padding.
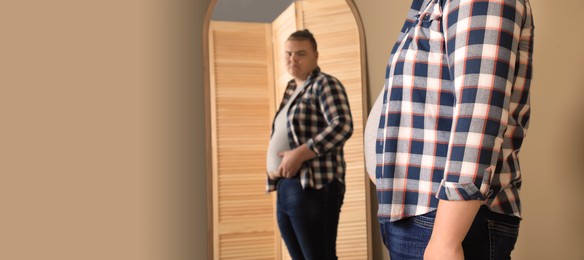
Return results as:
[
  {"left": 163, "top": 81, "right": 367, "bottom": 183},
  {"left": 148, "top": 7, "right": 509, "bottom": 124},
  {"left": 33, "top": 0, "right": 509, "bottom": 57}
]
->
[
  {"left": 376, "top": 0, "right": 534, "bottom": 221},
  {"left": 267, "top": 67, "right": 353, "bottom": 191}
]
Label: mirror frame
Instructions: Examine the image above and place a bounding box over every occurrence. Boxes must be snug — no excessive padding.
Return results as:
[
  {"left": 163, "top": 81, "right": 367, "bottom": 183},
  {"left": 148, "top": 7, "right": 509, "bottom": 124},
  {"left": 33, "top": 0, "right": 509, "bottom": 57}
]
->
[{"left": 203, "top": 1, "right": 370, "bottom": 258}]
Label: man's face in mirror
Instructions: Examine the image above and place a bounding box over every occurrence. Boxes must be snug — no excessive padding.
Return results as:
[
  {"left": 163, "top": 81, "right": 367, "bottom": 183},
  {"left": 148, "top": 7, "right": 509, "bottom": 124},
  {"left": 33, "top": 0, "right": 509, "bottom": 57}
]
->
[{"left": 285, "top": 39, "right": 319, "bottom": 81}]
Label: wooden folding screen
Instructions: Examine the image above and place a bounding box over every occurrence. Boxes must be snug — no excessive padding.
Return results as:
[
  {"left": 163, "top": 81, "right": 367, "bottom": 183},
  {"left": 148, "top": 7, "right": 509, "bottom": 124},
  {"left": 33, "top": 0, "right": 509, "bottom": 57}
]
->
[{"left": 208, "top": 21, "right": 277, "bottom": 260}]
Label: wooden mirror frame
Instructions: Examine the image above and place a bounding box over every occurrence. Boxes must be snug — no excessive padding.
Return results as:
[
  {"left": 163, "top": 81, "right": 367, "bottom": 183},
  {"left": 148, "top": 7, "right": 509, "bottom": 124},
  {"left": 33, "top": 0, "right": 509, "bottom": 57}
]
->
[{"left": 203, "top": 1, "right": 370, "bottom": 259}]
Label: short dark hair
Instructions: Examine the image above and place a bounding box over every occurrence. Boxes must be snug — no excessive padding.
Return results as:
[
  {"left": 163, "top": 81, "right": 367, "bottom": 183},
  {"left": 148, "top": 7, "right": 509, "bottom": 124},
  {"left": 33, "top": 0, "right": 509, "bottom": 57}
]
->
[{"left": 287, "top": 29, "right": 317, "bottom": 52}]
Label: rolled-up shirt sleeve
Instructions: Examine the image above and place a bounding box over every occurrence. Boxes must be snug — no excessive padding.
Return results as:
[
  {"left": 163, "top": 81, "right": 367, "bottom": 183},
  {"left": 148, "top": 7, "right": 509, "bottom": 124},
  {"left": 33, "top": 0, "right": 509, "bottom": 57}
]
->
[{"left": 438, "top": 0, "right": 527, "bottom": 201}]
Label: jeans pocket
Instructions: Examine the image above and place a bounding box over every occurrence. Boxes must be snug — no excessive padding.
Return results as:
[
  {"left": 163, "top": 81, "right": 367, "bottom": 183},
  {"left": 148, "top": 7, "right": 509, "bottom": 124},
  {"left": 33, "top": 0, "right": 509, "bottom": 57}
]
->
[
  {"left": 379, "top": 221, "right": 389, "bottom": 248},
  {"left": 487, "top": 220, "right": 520, "bottom": 260},
  {"left": 412, "top": 213, "right": 435, "bottom": 229},
  {"left": 322, "top": 179, "right": 344, "bottom": 212}
]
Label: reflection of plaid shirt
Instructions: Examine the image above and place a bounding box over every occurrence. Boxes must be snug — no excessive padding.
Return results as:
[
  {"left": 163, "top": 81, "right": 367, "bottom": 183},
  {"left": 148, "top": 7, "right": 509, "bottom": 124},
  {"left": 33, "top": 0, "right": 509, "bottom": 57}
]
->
[
  {"left": 376, "top": 0, "right": 534, "bottom": 221},
  {"left": 267, "top": 67, "right": 353, "bottom": 192}
]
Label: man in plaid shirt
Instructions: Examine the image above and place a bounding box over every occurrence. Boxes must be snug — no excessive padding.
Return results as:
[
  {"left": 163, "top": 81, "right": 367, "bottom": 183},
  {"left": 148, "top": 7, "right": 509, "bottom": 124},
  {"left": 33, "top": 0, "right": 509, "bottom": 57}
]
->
[
  {"left": 365, "top": 0, "right": 534, "bottom": 259},
  {"left": 266, "top": 29, "right": 353, "bottom": 259}
]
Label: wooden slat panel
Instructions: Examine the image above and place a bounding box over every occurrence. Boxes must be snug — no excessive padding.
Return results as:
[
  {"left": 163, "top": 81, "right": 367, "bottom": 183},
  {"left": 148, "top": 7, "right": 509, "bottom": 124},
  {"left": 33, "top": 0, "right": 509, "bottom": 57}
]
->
[
  {"left": 219, "top": 232, "right": 274, "bottom": 260},
  {"left": 209, "top": 21, "right": 277, "bottom": 260}
]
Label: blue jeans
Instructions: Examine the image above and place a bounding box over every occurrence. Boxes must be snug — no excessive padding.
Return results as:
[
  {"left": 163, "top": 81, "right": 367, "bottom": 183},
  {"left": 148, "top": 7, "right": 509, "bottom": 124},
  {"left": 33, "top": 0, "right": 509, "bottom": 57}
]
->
[
  {"left": 276, "top": 178, "right": 345, "bottom": 260},
  {"left": 379, "top": 206, "right": 520, "bottom": 260}
]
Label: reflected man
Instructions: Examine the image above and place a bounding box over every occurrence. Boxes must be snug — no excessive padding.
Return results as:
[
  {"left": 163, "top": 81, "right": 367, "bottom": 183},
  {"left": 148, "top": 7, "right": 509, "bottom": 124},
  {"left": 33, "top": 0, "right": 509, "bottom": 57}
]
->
[{"left": 266, "top": 29, "right": 353, "bottom": 260}]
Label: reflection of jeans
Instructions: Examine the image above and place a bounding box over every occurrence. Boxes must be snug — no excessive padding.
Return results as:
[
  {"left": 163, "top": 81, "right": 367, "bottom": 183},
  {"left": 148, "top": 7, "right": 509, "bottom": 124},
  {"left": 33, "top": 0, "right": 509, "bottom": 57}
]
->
[
  {"left": 379, "top": 205, "right": 520, "bottom": 260},
  {"left": 276, "top": 178, "right": 345, "bottom": 260}
]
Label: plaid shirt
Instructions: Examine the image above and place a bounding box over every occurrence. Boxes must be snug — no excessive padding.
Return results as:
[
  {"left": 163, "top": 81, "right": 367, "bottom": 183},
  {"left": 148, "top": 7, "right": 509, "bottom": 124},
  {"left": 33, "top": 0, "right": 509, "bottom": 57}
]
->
[
  {"left": 267, "top": 67, "right": 353, "bottom": 191},
  {"left": 375, "top": 0, "right": 534, "bottom": 221}
]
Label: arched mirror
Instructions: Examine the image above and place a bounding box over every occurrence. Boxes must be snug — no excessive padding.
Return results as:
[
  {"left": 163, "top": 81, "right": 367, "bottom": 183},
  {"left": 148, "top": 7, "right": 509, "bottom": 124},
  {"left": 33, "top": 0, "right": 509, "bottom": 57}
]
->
[{"left": 203, "top": 0, "right": 371, "bottom": 259}]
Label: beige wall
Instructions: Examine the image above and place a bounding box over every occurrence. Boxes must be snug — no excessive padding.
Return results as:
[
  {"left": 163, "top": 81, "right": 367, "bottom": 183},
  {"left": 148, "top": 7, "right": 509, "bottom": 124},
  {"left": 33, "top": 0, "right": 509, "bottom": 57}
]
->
[
  {"left": 141, "top": 0, "right": 210, "bottom": 259},
  {"left": 2, "top": 0, "right": 582, "bottom": 260},
  {"left": 2, "top": 0, "right": 209, "bottom": 259}
]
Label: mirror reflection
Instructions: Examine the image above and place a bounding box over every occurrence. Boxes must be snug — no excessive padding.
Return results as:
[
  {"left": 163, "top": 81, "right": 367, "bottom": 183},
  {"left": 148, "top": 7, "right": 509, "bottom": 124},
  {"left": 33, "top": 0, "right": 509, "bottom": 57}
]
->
[{"left": 206, "top": 0, "right": 370, "bottom": 259}]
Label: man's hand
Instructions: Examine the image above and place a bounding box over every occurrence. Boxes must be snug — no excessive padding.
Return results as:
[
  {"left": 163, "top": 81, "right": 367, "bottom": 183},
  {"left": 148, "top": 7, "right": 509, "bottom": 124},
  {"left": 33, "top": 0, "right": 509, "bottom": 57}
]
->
[{"left": 277, "top": 144, "right": 316, "bottom": 178}]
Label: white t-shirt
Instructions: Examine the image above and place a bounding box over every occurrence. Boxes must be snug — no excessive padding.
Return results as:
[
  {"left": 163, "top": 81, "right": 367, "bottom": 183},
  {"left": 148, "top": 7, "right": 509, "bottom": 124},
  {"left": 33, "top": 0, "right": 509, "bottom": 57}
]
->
[
  {"left": 266, "top": 85, "right": 305, "bottom": 175},
  {"left": 364, "top": 89, "right": 384, "bottom": 182}
]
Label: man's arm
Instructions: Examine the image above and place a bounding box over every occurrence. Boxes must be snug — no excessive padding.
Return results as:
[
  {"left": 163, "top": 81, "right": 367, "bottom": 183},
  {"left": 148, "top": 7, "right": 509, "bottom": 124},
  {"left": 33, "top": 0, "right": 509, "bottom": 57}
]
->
[
  {"left": 426, "top": 0, "right": 527, "bottom": 258},
  {"left": 305, "top": 77, "right": 353, "bottom": 156},
  {"left": 437, "top": 0, "right": 527, "bottom": 208},
  {"left": 278, "top": 76, "right": 353, "bottom": 178},
  {"left": 438, "top": 0, "right": 526, "bottom": 201},
  {"left": 425, "top": 200, "right": 482, "bottom": 259}
]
